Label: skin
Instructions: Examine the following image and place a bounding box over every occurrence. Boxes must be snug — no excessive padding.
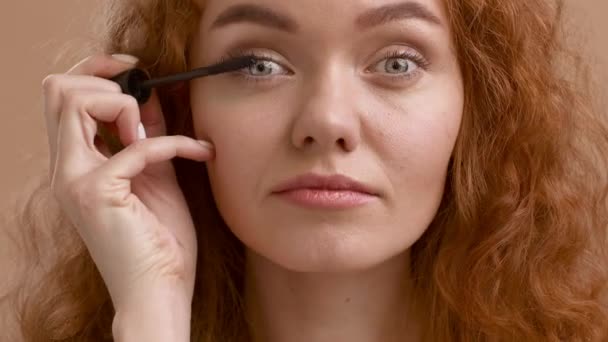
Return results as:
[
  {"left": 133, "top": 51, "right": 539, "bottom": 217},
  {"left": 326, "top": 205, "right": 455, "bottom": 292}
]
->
[
  {"left": 2, "top": 0, "right": 463, "bottom": 340},
  {"left": 189, "top": 0, "right": 464, "bottom": 340}
]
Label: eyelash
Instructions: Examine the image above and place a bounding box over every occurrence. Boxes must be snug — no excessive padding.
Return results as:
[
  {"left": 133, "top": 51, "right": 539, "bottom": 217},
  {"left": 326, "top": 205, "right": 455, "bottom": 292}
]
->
[
  {"left": 215, "top": 48, "right": 430, "bottom": 84},
  {"left": 216, "top": 49, "right": 284, "bottom": 84},
  {"left": 380, "top": 50, "right": 430, "bottom": 75}
]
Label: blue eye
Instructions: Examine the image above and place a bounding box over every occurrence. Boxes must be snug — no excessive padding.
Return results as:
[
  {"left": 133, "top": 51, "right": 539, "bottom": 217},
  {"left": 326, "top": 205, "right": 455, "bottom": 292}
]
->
[
  {"left": 371, "top": 51, "right": 428, "bottom": 76},
  {"left": 213, "top": 50, "right": 291, "bottom": 84},
  {"left": 380, "top": 57, "right": 416, "bottom": 74},
  {"left": 246, "top": 59, "right": 286, "bottom": 77},
  {"left": 215, "top": 49, "right": 429, "bottom": 85}
]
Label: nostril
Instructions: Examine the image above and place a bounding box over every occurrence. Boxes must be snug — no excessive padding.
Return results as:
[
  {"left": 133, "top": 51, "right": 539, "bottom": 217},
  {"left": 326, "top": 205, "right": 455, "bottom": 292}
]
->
[{"left": 298, "top": 136, "right": 350, "bottom": 150}]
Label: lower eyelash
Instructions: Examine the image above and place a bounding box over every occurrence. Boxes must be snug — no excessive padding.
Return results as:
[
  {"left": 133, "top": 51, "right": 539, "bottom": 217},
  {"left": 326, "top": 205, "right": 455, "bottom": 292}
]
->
[
  {"left": 372, "top": 50, "right": 429, "bottom": 85},
  {"left": 383, "top": 50, "right": 430, "bottom": 71},
  {"left": 218, "top": 50, "right": 284, "bottom": 84},
  {"left": 216, "top": 48, "right": 430, "bottom": 84}
]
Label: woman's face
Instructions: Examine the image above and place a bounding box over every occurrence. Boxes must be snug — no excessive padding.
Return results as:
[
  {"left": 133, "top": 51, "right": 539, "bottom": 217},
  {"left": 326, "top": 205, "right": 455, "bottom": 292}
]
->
[{"left": 189, "top": 0, "right": 463, "bottom": 272}]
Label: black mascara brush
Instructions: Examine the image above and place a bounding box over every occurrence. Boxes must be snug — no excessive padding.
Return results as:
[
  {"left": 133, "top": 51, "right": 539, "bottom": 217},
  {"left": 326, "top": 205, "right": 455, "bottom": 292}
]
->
[
  {"left": 110, "top": 56, "right": 256, "bottom": 104},
  {"left": 97, "top": 56, "right": 256, "bottom": 155}
]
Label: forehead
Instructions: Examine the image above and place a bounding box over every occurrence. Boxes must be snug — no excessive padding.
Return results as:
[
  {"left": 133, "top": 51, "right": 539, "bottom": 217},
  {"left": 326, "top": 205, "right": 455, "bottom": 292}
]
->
[{"left": 196, "top": 0, "right": 448, "bottom": 32}]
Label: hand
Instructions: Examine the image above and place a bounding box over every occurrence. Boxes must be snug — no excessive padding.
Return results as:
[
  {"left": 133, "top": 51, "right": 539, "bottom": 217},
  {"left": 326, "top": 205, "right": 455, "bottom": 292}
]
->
[{"left": 41, "top": 54, "right": 211, "bottom": 317}]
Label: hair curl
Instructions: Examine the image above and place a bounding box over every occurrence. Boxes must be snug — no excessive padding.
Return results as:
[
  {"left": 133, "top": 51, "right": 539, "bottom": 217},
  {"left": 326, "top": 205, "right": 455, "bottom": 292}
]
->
[{"left": 3, "top": 0, "right": 607, "bottom": 341}]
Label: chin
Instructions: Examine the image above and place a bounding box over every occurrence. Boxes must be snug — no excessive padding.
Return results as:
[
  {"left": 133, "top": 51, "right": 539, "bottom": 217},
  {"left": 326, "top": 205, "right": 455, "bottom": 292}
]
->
[
  {"left": 242, "top": 224, "right": 416, "bottom": 273},
  {"left": 218, "top": 196, "right": 435, "bottom": 274}
]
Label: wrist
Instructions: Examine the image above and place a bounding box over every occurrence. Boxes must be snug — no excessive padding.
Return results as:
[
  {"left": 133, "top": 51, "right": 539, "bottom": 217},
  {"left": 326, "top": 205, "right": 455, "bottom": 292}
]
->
[{"left": 112, "top": 285, "right": 192, "bottom": 342}]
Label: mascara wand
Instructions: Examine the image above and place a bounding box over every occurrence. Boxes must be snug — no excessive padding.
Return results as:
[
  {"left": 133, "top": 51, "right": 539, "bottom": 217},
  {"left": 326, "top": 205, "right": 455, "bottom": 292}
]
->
[
  {"left": 110, "top": 56, "right": 256, "bottom": 104},
  {"left": 97, "top": 56, "right": 255, "bottom": 156}
]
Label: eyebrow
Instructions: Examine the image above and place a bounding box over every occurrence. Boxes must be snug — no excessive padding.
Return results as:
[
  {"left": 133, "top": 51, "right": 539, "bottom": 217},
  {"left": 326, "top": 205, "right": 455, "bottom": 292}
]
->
[
  {"left": 210, "top": 1, "right": 443, "bottom": 33},
  {"left": 357, "top": 2, "right": 442, "bottom": 29}
]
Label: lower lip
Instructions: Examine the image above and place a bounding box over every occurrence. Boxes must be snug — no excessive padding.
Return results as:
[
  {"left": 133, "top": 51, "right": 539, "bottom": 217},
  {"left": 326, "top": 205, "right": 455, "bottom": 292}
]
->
[{"left": 273, "top": 189, "right": 376, "bottom": 209}]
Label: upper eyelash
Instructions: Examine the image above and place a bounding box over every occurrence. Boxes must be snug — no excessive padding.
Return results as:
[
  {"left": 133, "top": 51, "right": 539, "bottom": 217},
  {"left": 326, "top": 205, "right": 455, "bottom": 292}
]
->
[
  {"left": 381, "top": 50, "right": 430, "bottom": 70},
  {"left": 218, "top": 48, "right": 276, "bottom": 66},
  {"left": 216, "top": 49, "right": 286, "bottom": 83},
  {"left": 215, "top": 48, "right": 430, "bottom": 82}
]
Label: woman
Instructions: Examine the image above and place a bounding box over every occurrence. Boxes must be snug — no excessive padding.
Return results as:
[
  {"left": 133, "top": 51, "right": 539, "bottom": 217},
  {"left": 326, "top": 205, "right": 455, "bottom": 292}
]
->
[{"left": 3, "top": 0, "right": 608, "bottom": 340}]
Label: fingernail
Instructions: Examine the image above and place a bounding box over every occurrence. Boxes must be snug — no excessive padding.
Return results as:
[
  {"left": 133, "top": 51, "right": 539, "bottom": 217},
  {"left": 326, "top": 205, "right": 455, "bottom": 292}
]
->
[
  {"left": 197, "top": 140, "right": 214, "bottom": 149},
  {"left": 137, "top": 123, "right": 147, "bottom": 140},
  {"left": 111, "top": 54, "right": 139, "bottom": 65}
]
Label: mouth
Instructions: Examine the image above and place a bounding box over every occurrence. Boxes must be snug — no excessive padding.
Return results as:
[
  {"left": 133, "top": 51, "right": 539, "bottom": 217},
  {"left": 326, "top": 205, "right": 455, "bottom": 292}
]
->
[{"left": 271, "top": 173, "right": 379, "bottom": 209}]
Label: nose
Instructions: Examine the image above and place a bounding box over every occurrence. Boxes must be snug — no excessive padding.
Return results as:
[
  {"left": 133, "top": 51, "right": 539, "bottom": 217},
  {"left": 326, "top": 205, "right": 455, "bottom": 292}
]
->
[{"left": 290, "top": 65, "right": 361, "bottom": 154}]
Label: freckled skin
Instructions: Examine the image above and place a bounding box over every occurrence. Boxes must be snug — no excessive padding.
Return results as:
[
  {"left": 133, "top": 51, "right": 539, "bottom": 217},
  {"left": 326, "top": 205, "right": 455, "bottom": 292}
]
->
[{"left": 189, "top": 0, "right": 463, "bottom": 273}]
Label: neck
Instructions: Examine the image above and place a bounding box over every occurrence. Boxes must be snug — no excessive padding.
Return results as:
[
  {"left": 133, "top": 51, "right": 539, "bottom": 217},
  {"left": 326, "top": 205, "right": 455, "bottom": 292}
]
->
[{"left": 244, "top": 250, "right": 422, "bottom": 342}]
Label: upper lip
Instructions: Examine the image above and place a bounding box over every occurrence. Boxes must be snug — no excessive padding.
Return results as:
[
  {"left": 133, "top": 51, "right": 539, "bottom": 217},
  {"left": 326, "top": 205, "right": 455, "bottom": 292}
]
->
[{"left": 271, "top": 173, "right": 378, "bottom": 195}]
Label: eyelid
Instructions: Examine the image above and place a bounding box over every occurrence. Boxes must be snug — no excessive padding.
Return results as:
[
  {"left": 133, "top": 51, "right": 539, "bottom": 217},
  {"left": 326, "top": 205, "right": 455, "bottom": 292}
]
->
[
  {"left": 221, "top": 49, "right": 294, "bottom": 82},
  {"left": 375, "top": 47, "right": 429, "bottom": 68},
  {"left": 220, "top": 48, "right": 291, "bottom": 70},
  {"left": 216, "top": 46, "right": 429, "bottom": 86},
  {"left": 356, "top": 48, "right": 429, "bottom": 88}
]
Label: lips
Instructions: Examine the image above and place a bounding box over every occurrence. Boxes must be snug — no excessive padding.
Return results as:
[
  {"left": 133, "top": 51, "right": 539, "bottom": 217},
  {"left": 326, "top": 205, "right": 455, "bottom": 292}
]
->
[{"left": 271, "top": 173, "right": 378, "bottom": 196}]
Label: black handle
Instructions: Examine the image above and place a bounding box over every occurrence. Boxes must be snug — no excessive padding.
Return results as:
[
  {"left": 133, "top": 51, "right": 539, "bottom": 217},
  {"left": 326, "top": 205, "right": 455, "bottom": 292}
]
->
[{"left": 110, "top": 68, "right": 152, "bottom": 105}]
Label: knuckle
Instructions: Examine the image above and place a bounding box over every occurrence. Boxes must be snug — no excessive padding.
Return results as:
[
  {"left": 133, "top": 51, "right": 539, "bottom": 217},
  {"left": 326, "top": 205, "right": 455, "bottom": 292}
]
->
[
  {"left": 174, "top": 135, "right": 191, "bottom": 145},
  {"left": 124, "top": 95, "right": 139, "bottom": 110},
  {"left": 109, "top": 81, "right": 123, "bottom": 94},
  {"left": 68, "top": 54, "right": 110, "bottom": 76},
  {"left": 149, "top": 234, "right": 188, "bottom": 280},
  {"left": 125, "top": 139, "right": 147, "bottom": 153},
  {"left": 119, "top": 95, "right": 140, "bottom": 117},
  {"left": 63, "top": 91, "right": 86, "bottom": 112},
  {"left": 82, "top": 54, "right": 106, "bottom": 68},
  {"left": 41, "top": 74, "right": 61, "bottom": 94}
]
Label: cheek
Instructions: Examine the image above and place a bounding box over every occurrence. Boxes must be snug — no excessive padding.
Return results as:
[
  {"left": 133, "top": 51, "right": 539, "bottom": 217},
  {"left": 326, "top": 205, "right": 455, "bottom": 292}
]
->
[
  {"left": 190, "top": 78, "right": 293, "bottom": 144},
  {"left": 400, "top": 108, "right": 459, "bottom": 177},
  {"left": 370, "top": 85, "right": 463, "bottom": 201},
  {"left": 190, "top": 86, "right": 288, "bottom": 202}
]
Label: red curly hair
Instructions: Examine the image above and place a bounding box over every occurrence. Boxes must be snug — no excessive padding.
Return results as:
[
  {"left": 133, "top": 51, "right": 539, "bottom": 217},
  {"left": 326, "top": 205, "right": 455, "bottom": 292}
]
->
[{"left": 3, "top": 0, "right": 607, "bottom": 340}]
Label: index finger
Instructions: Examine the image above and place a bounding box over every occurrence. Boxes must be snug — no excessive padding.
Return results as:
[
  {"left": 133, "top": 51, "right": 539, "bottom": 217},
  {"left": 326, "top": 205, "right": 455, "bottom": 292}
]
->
[{"left": 66, "top": 54, "right": 140, "bottom": 78}]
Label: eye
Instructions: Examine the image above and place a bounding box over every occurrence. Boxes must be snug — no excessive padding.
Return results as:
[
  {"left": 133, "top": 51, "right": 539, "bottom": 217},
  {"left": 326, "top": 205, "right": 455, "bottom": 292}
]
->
[
  {"left": 370, "top": 51, "right": 429, "bottom": 78},
  {"left": 214, "top": 50, "right": 291, "bottom": 84},
  {"left": 245, "top": 59, "right": 286, "bottom": 77},
  {"left": 379, "top": 57, "right": 416, "bottom": 74}
]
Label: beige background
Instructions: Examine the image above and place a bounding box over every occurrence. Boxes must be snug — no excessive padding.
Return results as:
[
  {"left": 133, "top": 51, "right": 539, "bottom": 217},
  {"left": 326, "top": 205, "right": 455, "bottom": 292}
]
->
[{"left": 0, "top": 1, "right": 606, "bottom": 213}]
